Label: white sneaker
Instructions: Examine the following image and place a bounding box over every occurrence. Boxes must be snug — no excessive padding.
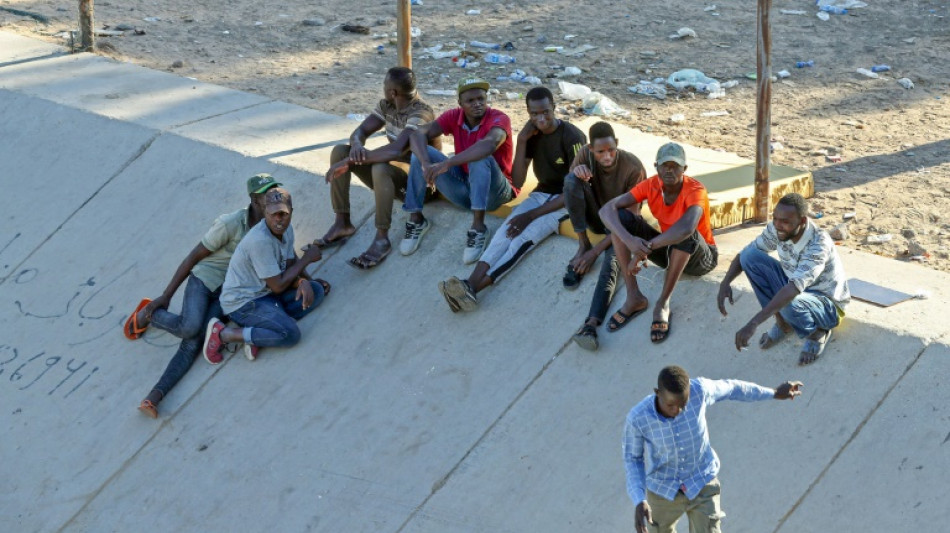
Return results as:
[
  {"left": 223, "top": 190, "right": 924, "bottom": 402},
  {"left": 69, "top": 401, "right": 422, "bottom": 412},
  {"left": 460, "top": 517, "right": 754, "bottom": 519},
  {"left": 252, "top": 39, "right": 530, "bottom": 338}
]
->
[
  {"left": 462, "top": 229, "right": 487, "bottom": 264},
  {"left": 399, "top": 217, "right": 430, "bottom": 256}
]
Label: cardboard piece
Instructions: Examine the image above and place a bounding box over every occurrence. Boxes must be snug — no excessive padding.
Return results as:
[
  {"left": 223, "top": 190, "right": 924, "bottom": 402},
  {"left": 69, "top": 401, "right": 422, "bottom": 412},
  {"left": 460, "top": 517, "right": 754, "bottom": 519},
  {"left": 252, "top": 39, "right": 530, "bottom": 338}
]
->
[{"left": 848, "top": 277, "right": 916, "bottom": 307}]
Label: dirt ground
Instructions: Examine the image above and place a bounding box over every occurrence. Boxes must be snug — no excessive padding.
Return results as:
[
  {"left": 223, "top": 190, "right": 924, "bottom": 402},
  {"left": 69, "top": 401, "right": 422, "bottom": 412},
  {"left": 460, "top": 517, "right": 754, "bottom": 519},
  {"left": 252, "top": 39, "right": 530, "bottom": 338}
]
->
[{"left": 3, "top": 0, "right": 950, "bottom": 272}]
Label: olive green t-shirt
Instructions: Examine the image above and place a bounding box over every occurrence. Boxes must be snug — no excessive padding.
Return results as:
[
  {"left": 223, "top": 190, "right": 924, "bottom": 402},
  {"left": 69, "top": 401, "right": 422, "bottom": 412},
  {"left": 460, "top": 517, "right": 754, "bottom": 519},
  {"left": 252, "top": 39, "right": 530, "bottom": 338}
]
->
[{"left": 190, "top": 208, "right": 250, "bottom": 292}]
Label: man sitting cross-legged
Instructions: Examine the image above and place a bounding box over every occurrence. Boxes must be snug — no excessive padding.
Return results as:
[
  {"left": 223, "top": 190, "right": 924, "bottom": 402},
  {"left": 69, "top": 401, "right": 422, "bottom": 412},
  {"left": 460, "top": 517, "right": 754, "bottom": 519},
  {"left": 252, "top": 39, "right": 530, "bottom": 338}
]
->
[
  {"left": 717, "top": 193, "right": 849, "bottom": 365},
  {"left": 596, "top": 142, "right": 718, "bottom": 344},
  {"left": 203, "top": 187, "right": 330, "bottom": 363},
  {"left": 437, "top": 86, "right": 586, "bottom": 311}
]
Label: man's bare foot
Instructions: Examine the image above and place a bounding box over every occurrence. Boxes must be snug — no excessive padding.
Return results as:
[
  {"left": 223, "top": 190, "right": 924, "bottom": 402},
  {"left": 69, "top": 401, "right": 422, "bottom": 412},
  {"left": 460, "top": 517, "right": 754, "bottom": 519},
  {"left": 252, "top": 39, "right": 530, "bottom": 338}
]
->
[
  {"left": 135, "top": 307, "right": 150, "bottom": 329},
  {"left": 571, "top": 241, "right": 592, "bottom": 267},
  {"left": 315, "top": 220, "right": 356, "bottom": 248}
]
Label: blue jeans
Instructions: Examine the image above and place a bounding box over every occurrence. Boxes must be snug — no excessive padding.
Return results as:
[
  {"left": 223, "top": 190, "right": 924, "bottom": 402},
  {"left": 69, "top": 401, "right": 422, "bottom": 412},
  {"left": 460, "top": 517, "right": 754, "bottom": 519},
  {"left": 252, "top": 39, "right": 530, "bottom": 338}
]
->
[
  {"left": 739, "top": 246, "right": 840, "bottom": 338},
  {"left": 228, "top": 281, "right": 326, "bottom": 348},
  {"left": 404, "top": 146, "right": 512, "bottom": 213},
  {"left": 149, "top": 275, "right": 224, "bottom": 396}
]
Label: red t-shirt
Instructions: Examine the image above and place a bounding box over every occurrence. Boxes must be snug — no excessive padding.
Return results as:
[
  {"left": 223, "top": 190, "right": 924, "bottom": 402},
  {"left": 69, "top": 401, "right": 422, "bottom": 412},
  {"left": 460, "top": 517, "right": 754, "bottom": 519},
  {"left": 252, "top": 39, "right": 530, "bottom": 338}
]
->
[
  {"left": 630, "top": 175, "right": 715, "bottom": 245},
  {"left": 435, "top": 107, "right": 517, "bottom": 195}
]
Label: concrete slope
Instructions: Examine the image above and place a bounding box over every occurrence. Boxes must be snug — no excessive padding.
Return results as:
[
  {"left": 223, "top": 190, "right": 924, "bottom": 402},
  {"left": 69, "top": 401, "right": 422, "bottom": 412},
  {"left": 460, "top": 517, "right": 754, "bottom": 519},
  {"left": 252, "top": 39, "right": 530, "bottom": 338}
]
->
[{"left": 2, "top": 31, "right": 950, "bottom": 533}]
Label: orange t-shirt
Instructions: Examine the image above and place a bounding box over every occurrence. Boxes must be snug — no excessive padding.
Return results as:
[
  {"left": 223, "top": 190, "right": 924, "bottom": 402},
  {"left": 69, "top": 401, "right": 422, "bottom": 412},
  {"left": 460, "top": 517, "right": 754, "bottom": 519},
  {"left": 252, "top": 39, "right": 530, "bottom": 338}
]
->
[{"left": 630, "top": 175, "right": 715, "bottom": 245}]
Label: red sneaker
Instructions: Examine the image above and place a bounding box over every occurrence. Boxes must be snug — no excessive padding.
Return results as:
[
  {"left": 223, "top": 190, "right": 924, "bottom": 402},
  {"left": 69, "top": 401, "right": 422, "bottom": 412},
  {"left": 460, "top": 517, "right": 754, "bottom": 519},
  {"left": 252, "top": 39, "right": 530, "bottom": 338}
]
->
[
  {"left": 244, "top": 343, "right": 259, "bottom": 361},
  {"left": 203, "top": 318, "right": 226, "bottom": 365}
]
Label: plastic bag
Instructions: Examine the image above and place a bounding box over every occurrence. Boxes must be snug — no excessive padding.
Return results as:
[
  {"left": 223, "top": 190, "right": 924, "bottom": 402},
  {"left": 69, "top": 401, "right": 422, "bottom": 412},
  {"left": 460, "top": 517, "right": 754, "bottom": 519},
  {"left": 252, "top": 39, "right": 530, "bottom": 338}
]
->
[
  {"left": 816, "top": 0, "right": 868, "bottom": 8},
  {"left": 582, "top": 92, "right": 630, "bottom": 117},
  {"left": 628, "top": 81, "right": 667, "bottom": 100},
  {"left": 558, "top": 81, "right": 592, "bottom": 100}
]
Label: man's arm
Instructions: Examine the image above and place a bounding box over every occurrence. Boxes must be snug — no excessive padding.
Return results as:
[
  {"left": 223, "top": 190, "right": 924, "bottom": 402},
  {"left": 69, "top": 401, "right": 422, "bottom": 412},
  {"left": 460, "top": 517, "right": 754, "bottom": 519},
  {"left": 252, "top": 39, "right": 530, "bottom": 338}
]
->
[
  {"left": 599, "top": 192, "right": 645, "bottom": 252},
  {"left": 355, "top": 127, "right": 415, "bottom": 165},
  {"left": 734, "top": 282, "right": 801, "bottom": 351},
  {"left": 510, "top": 120, "right": 537, "bottom": 191},
  {"left": 348, "top": 114, "right": 386, "bottom": 163},
  {"left": 647, "top": 205, "right": 703, "bottom": 249},
  {"left": 144, "top": 243, "right": 213, "bottom": 318},
  {"left": 447, "top": 127, "right": 507, "bottom": 166},
  {"left": 262, "top": 245, "right": 323, "bottom": 295},
  {"left": 702, "top": 376, "right": 802, "bottom": 403},
  {"left": 622, "top": 418, "right": 653, "bottom": 533},
  {"left": 409, "top": 121, "right": 444, "bottom": 168}
]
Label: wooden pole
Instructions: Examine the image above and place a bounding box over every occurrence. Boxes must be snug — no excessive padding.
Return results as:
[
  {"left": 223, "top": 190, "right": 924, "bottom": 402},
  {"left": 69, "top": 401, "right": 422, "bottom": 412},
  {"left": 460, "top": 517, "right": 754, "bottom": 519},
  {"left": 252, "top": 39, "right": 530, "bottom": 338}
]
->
[
  {"left": 79, "top": 0, "right": 95, "bottom": 51},
  {"left": 754, "top": 0, "right": 772, "bottom": 223},
  {"left": 396, "top": 0, "right": 411, "bottom": 68}
]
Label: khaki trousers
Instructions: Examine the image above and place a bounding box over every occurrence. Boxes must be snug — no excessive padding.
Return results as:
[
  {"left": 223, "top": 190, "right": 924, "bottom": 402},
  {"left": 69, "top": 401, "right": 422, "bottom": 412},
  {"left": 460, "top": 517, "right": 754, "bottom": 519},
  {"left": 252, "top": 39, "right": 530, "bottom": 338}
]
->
[
  {"left": 329, "top": 144, "right": 414, "bottom": 231},
  {"left": 646, "top": 479, "right": 724, "bottom": 533}
]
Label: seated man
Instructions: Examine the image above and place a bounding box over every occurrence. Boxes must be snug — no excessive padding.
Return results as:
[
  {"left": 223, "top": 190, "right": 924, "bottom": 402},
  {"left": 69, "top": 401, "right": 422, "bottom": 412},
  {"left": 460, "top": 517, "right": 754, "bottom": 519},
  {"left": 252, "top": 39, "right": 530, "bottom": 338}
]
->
[
  {"left": 437, "top": 86, "right": 586, "bottom": 311},
  {"left": 718, "top": 193, "right": 850, "bottom": 365},
  {"left": 598, "top": 142, "right": 718, "bottom": 344},
  {"left": 317, "top": 66, "right": 440, "bottom": 270},
  {"left": 124, "top": 174, "right": 280, "bottom": 418},
  {"left": 204, "top": 188, "right": 329, "bottom": 363},
  {"left": 403, "top": 77, "right": 517, "bottom": 263},
  {"left": 563, "top": 122, "right": 646, "bottom": 351}
]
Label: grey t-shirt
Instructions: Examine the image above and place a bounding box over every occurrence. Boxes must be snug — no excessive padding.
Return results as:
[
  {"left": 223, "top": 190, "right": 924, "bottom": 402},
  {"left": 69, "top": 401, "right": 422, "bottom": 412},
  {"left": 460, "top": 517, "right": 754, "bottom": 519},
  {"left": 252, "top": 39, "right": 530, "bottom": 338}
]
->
[{"left": 220, "top": 221, "right": 297, "bottom": 315}]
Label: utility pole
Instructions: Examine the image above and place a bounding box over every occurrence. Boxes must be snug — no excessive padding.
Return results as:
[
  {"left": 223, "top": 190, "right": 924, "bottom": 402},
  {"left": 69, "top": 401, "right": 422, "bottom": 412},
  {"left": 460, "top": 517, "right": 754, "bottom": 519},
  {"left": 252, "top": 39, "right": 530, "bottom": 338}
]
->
[
  {"left": 396, "top": 0, "right": 411, "bottom": 68},
  {"left": 79, "top": 0, "right": 95, "bottom": 51},
  {"left": 754, "top": 0, "right": 772, "bottom": 222}
]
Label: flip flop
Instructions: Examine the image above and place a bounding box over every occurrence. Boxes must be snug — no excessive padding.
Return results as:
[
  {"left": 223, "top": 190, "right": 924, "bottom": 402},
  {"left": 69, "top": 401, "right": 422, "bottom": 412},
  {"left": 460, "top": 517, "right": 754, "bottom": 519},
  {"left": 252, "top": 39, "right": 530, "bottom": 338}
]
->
[
  {"left": 347, "top": 245, "right": 392, "bottom": 270},
  {"left": 314, "top": 278, "right": 331, "bottom": 296},
  {"left": 759, "top": 323, "right": 790, "bottom": 350},
  {"left": 123, "top": 298, "right": 152, "bottom": 340},
  {"left": 312, "top": 235, "right": 350, "bottom": 249},
  {"left": 572, "top": 324, "right": 599, "bottom": 351},
  {"left": 607, "top": 305, "right": 648, "bottom": 333},
  {"left": 563, "top": 264, "right": 583, "bottom": 290},
  {"left": 650, "top": 318, "right": 671, "bottom": 344},
  {"left": 799, "top": 329, "right": 832, "bottom": 366}
]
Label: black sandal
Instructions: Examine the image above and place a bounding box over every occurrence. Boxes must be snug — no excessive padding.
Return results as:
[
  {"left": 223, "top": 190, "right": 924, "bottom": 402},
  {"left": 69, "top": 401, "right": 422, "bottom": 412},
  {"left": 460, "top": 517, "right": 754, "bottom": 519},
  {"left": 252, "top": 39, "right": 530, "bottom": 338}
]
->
[{"left": 563, "top": 264, "right": 583, "bottom": 290}]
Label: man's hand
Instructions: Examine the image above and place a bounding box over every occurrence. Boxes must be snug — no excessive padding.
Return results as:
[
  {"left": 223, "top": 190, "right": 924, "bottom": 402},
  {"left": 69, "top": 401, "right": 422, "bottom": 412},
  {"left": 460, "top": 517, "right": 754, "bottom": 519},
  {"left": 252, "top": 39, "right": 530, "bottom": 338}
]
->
[
  {"left": 735, "top": 321, "right": 758, "bottom": 351},
  {"left": 717, "top": 282, "right": 735, "bottom": 316},
  {"left": 774, "top": 381, "right": 804, "bottom": 400},
  {"left": 143, "top": 295, "right": 171, "bottom": 320},
  {"left": 326, "top": 160, "right": 350, "bottom": 183},
  {"left": 348, "top": 142, "right": 367, "bottom": 164},
  {"left": 505, "top": 212, "right": 534, "bottom": 238},
  {"left": 635, "top": 501, "right": 653, "bottom": 533},
  {"left": 296, "top": 279, "right": 315, "bottom": 310},
  {"left": 423, "top": 160, "right": 449, "bottom": 187},
  {"left": 571, "top": 248, "right": 599, "bottom": 275},
  {"left": 302, "top": 244, "right": 323, "bottom": 264},
  {"left": 572, "top": 164, "right": 593, "bottom": 182},
  {"left": 517, "top": 120, "right": 539, "bottom": 142}
]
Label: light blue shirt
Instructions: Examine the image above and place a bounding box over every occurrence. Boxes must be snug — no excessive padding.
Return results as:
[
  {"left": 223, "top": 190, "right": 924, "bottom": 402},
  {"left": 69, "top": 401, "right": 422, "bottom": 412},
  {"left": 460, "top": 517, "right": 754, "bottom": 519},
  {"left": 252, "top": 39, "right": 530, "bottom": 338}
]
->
[{"left": 622, "top": 378, "right": 775, "bottom": 504}]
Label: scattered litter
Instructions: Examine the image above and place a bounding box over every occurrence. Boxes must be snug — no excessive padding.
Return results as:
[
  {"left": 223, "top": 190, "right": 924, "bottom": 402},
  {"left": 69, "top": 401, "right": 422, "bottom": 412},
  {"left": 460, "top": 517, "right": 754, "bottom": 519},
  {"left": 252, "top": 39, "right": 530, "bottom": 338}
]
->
[
  {"left": 410, "top": 0, "right": 423, "bottom": 5},
  {"left": 913, "top": 290, "right": 931, "bottom": 300},
  {"left": 704, "top": 5, "right": 717, "bottom": 11},
  {"left": 667, "top": 69, "right": 723, "bottom": 98},
  {"left": 425, "top": 89, "right": 456, "bottom": 96},
  {"left": 470, "top": 40, "right": 500, "bottom": 50},
  {"left": 843, "top": 212, "right": 856, "bottom": 220},
  {"left": 423, "top": 44, "right": 461, "bottom": 59},
  {"left": 456, "top": 59, "right": 480, "bottom": 68},
  {"left": 559, "top": 44, "right": 597, "bottom": 56},
  {"left": 558, "top": 66, "right": 582, "bottom": 77},
  {"left": 143, "top": 16, "right": 160, "bottom": 22},
  {"left": 302, "top": 18, "right": 326, "bottom": 26},
  {"left": 780, "top": 9, "right": 807, "bottom": 15},
  {"left": 342, "top": 24, "right": 370, "bottom": 34},
  {"left": 827, "top": 155, "right": 843, "bottom": 162},
  {"left": 700, "top": 110, "right": 729, "bottom": 117},
  {"left": 346, "top": 113, "right": 367, "bottom": 121},
  {"left": 96, "top": 29, "right": 126, "bottom": 37},
  {"left": 544, "top": 46, "right": 564, "bottom": 52},
  {"left": 583, "top": 92, "right": 630, "bottom": 117},
  {"left": 668, "top": 113, "right": 685, "bottom": 124},
  {"left": 818, "top": 0, "right": 868, "bottom": 8},
  {"left": 777, "top": 70, "right": 791, "bottom": 79},
  {"left": 669, "top": 27, "right": 697, "bottom": 40},
  {"left": 505, "top": 92, "right": 521, "bottom": 100},
  {"left": 865, "top": 233, "right": 892, "bottom": 244},
  {"left": 721, "top": 80, "right": 739, "bottom": 89},
  {"left": 897, "top": 77, "right": 914, "bottom": 89},
  {"left": 810, "top": 210, "right": 823, "bottom": 219},
  {"left": 829, "top": 223, "right": 849, "bottom": 241},
  {"left": 410, "top": 27, "right": 422, "bottom": 38},
  {"left": 871, "top": 64, "right": 890, "bottom": 73},
  {"left": 795, "top": 60, "right": 814, "bottom": 68},
  {"left": 770, "top": 141, "right": 785, "bottom": 151},
  {"left": 558, "top": 81, "right": 592, "bottom": 100},
  {"left": 466, "top": 9, "right": 481, "bottom": 15},
  {"left": 816, "top": 11, "right": 830, "bottom": 21},
  {"left": 500, "top": 69, "right": 540, "bottom": 84},
  {"left": 628, "top": 80, "right": 667, "bottom": 100},
  {"left": 855, "top": 68, "right": 879, "bottom": 79},
  {"left": 564, "top": 34, "right": 576, "bottom": 41}
]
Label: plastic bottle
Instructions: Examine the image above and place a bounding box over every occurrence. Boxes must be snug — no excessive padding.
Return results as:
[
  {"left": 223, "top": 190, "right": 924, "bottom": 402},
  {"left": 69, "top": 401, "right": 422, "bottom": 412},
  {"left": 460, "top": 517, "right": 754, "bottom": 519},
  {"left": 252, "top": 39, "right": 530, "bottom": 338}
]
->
[
  {"left": 796, "top": 60, "right": 814, "bottom": 68},
  {"left": 819, "top": 5, "right": 847, "bottom": 14},
  {"left": 871, "top": 64, "right": 890, "bottom": 73},
  {"left": 855, "top": 68, "right": 879, "bottom": 79},
  {"left": 470, "top": 40, "right": 500, "bottom": 50},
  {"left": 484, "top": 53, "right": 516, "bottom": 64},
  {"left": 456, "top": 59, "right": 480, "bottom": 68}
]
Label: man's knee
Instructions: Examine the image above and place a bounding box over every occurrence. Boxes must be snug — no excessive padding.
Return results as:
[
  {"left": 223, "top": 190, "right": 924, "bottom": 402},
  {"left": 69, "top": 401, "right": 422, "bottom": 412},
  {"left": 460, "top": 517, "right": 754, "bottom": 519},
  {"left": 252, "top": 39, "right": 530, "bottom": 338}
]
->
[
  {"left": 738, "top": 245, "right": 768, "bottom": 271},
  {"left": 563, "top": 173, "right": 581, "bottom": 194},
  {"left": 330, "top": 143, "right": 350, "bottom": 164},
  {"left": 282, "top": 323, "right": 302, "bottom": 346},
  {"left": 371, "top": 164, "right": 396, "bottom": 186}
]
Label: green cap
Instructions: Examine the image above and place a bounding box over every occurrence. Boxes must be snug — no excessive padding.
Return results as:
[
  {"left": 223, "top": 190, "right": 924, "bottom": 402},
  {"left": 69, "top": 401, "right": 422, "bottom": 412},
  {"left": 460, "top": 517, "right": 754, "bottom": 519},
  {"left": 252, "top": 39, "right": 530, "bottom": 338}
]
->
[
  {"left": 656, "top": 142, "right": 687, "bottom": 167},
  {"left": 247, "top": 173, "right": 282, "bottom": 195},
  {"left": 457, "top": 76, "right": 490, "bottom": 96}
]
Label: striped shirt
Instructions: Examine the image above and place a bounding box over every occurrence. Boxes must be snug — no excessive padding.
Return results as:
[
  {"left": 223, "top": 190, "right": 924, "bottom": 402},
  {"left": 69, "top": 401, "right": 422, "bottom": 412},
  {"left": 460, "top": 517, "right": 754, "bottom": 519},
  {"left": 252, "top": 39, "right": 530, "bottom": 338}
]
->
[
  {"left": 622, "top": 378, "right": 775, "bottom": 504},
  {"left": 748, "top": 219, "right": 850, "bottom": 309}
]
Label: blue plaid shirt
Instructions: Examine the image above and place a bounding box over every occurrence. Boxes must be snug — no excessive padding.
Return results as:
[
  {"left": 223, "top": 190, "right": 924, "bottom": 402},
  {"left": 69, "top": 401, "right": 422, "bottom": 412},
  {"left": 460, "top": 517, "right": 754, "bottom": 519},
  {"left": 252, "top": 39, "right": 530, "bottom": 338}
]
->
[{"left": 622, "top": 378, "right": 775, "bottom": 503}]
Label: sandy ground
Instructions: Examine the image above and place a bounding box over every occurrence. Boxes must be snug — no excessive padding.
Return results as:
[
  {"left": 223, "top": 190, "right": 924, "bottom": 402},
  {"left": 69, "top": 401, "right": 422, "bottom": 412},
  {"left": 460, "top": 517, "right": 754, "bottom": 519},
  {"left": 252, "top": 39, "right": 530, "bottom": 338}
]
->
[{"left": 3, "top": 0, "right": 950, "bottom": 272}]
